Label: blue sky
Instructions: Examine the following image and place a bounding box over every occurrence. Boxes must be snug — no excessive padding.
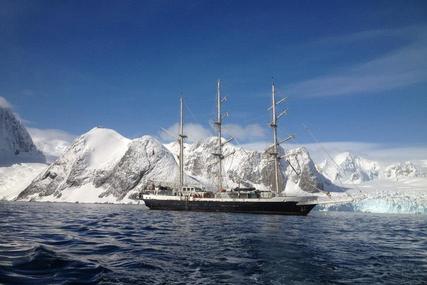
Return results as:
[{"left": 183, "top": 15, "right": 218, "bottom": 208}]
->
[{"left": 1, "top": 0, "right": 427, "bottom": 150}]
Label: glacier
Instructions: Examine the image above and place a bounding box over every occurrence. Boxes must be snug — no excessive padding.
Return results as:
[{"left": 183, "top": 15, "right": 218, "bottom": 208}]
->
[
  {"left": 318, "top": 178, "right": 427, "bottom": 214},
  {"left": 317, "top": 152, "right": 427, "bottom": 214}
]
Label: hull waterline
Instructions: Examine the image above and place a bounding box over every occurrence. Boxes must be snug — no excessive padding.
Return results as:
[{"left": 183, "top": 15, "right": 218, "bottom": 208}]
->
[{"left": 143, "top": 198, "right": 316, "bottom": 216}]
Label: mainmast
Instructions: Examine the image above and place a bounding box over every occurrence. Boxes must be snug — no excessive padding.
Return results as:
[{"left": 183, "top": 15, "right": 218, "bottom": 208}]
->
[
  {"left": 212, "top": 80, "right": 233, "bottom": 191},
  {"left": 270, "top": 82, "right": 280, "bottom": 194},
  {"left": 178, "top": 97, "right": 187, "bottom": 192},
  {"left": 214, "top": 80, "right": 224, "bottom": 191},
  {"left": 269, "top": 80, "right": 293, "bottom": 195}
]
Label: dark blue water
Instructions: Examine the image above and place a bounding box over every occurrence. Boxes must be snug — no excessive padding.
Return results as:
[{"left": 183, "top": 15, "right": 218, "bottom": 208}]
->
[{"left": 0, "top": 202, "right": 426, "bottom": 284}]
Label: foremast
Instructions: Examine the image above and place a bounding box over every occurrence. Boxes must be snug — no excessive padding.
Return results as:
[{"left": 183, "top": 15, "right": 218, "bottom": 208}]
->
[{"left": 269, "top": 81, "right": 293, "bottom": 195}]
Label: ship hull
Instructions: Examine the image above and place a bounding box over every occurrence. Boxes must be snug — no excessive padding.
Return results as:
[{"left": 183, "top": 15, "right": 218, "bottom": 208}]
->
[{"left": 143, "top": 198, "right": 316, "bottom": 216}]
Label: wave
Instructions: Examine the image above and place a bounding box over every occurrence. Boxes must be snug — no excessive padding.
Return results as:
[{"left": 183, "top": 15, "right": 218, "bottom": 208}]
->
[{"left": 0, "top": 244, "right": 110, "bottom": 284}]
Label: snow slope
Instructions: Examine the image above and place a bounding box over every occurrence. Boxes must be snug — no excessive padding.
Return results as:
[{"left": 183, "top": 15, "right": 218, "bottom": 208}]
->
[
  {"left": 0, "top": 105, "right": 48, "bottom": 200},
  {"left": 0, "top": 163, "right": 47, "bottom": 200}
]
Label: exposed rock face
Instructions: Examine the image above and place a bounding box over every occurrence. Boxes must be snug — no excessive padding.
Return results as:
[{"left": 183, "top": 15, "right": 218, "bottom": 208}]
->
[
  {"left": 285, "top": 147, "right": 333, "bottom": 193},
  {"left": 0, "top": 106, "right": 45, "bottom": 165}
]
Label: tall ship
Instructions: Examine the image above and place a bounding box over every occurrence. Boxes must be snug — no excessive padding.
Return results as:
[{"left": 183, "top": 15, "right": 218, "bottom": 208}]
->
[{"left": 142, "top": 81, "right": 326, "bottom": 215}]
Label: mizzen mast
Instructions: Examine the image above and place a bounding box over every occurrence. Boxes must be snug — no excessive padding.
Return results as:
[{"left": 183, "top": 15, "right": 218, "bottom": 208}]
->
[{"left": 178, "top": 96, "right": 187, "bottom": 192}]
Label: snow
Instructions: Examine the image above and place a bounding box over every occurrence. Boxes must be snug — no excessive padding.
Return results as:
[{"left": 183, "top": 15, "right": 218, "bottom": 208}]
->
[
  {"left": 318, "top": 152, "right": 379, "bottom": 183},
  {"left": 319, "top": 152, "right": 424, "bottom": 183},
  {"left": 317, "top": 152, "right": 427, "bottom": 214},
  {"left": 319, "top": 177, "right": 427, "bottom": 214},
  {"left": 167, "top": 138, "right": 337, "bottom": 195},
  {"left": 0, "top": 163, "right": 47, "bottom": 200},
  {"left": 34, "top": 183, "right": 139, "bottom": 204},
  {"left": 384, "top": 161, "right": 420, "bottom": 180},
  {"left": 81, "top": 127, "right": 131, "bottom": 170},
  {"left": 17, "top": 129, "right": 184, "bottom": 203},
  {"left": 0, "top": 105, "right": 48, "bottom": 200}
]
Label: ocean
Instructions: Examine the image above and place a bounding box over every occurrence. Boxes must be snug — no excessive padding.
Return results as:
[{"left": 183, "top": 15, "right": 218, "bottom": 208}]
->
[{"left": 0, "top": 202, "right": 426, "bottom": 284}]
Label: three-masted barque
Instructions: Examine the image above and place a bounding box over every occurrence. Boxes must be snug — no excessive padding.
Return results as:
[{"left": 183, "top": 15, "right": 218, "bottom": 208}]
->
[{"left": 142, "top": 81, "right": 320, "bottom": 215}]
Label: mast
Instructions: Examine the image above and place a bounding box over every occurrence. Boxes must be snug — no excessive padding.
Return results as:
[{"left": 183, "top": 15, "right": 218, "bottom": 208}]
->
[
  {"left": 269, "top": 80, "right": 292, "bottom": 195},
  {"left": 211, "top": 80, "right": 234, "bottom": 192},
  {"left": 215, "top": 80, "right": 223, "bottom": 191},
  {"left": 178, "top": 96, "right": 186, "bottom": 192},
  {"left": 270, "top": 82, "right": 280, "bottom": 194}
]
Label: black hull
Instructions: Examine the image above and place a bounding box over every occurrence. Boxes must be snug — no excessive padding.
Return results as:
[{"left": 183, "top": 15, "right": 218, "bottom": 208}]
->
[{"left": 143, "top": 199, "right": 316, "bottom": 216}]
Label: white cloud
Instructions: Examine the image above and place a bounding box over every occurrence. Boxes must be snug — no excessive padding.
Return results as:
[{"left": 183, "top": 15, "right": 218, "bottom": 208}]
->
[
  {"left": 0, "top": 97, "right": 74, "bottom": 162},
  {"left": 28, "top": 128, "right": 76, "bottom": 162},
  {"left": 239, "top": 140, "right": 427, "bottom": 166},
  {"left": 222, "top": 123, "right": 267, "bottom": 141},
  {"left": 0, "top": 96, "right": 12, "bottom": 108},
  {"left": 160, "top": 123, "right": 213, "bottom": 143},
  {"left": 289, "top": 141, "right": 427, "bottom": 166},
  {"left": 287, "top": 27, "right": 427, "bottom": 97},
  {"left": 160, "top": 122, "right": 268, "bottom": 143},
  {"left": 239, "top": 141, "right": 270, "bottom": 151}
]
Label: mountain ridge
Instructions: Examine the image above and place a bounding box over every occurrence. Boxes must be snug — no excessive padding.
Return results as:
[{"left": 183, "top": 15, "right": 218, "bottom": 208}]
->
[
  {"left": 0, "top": 106, "right": 45, "bottom": 165},
  {"left": 17, "top": 128, "right": 337, "bottom": 203}
]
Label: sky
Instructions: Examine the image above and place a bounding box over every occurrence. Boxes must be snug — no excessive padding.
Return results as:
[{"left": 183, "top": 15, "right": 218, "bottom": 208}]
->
[{"left": 1, "top": 0, "right": 427, "bottom": 161}]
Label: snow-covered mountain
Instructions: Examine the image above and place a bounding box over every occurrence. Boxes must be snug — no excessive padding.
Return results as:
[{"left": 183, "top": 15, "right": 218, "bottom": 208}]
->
[
  {"left": 0, "top": 106, "right": 45, "bottom": 165},
  {"left": 17, "top": 130, "right": 338, "bottom": 203},
  {"left": 0, "top": 105, "right": 48, "bottom": 200},
  {"left": 17, "top": 128, "right": 187, "bottom": 203},
  {"left": 166, "top": 137, "right": 339, "bottom": 195},
  {"left": 318, "top": 152, "right": 424, "bottom": 183},
  {"left": 317, "top": 152, "right": 427, "bottom": 213},
  {"left": 384, "top": 161, "right": 421, "bottom": 180},
  {"left": 1, "top": 119, "right": 425, "bottom": 214},
  {"left": 318, "top": 152, "right": 379, "bottom": 184}
]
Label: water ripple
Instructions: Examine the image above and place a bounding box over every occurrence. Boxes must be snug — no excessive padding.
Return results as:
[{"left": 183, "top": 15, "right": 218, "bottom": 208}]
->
[{"left": 0, "top": 202, "right": 426, "bottom": 284}]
